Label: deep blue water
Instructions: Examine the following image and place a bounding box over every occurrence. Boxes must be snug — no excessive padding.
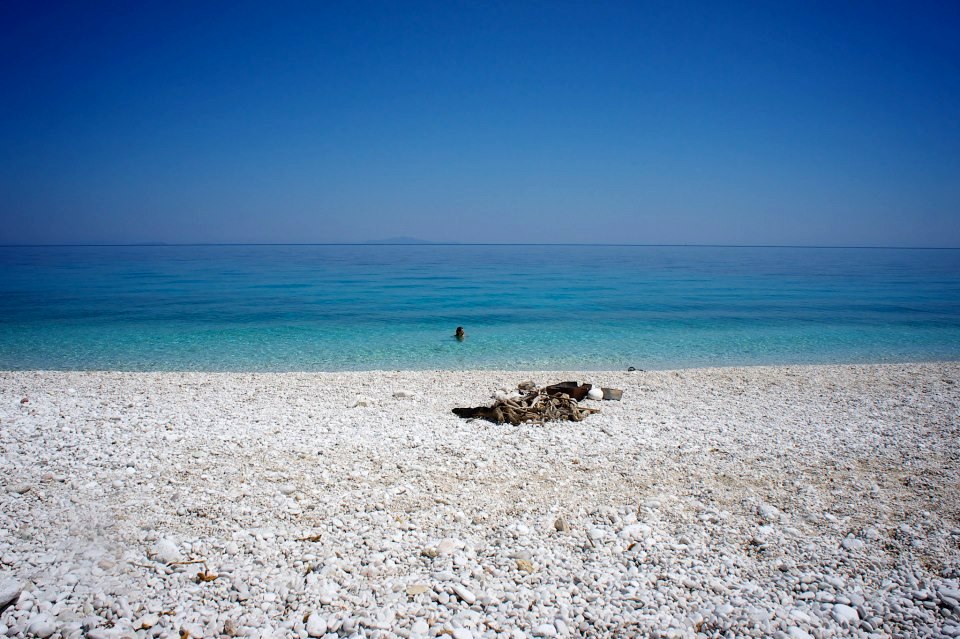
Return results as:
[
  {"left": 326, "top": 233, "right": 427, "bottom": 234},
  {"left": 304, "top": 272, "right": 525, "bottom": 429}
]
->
[{"left": 1, "top": 245, "right": 959, "bottom": 371}]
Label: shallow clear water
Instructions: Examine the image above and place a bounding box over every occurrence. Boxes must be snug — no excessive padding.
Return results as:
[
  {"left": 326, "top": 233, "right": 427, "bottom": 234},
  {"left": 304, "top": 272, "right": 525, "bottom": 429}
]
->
[{"left": 1, "top": 244, "right": 959, "bottom": 371}]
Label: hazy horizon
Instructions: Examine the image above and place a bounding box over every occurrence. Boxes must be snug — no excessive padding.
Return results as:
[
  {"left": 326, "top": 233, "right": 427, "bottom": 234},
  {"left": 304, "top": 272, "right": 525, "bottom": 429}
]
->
[
  {"left": 3, "top": 240, "right": 960, "bottom": 249},
  {"left": 2, "top": 2, "right": 958, "bottom": 246}
]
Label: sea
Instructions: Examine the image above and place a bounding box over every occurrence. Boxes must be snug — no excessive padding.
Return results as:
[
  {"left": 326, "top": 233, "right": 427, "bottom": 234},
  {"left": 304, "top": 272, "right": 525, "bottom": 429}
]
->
[{"left": 1, "top": 244, "right": 959, "bottom": 371}]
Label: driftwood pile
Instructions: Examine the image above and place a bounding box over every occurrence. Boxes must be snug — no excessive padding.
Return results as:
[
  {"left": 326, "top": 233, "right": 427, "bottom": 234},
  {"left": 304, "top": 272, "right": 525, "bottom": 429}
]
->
[{"left": 452, "top": 381, "right": 606, "bottom": 425}]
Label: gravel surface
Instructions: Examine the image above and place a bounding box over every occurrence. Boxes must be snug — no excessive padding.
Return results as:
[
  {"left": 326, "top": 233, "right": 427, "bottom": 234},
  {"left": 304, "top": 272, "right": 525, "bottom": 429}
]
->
[{"left": 1, "top": 364, "right": 959, "bottom": 639}]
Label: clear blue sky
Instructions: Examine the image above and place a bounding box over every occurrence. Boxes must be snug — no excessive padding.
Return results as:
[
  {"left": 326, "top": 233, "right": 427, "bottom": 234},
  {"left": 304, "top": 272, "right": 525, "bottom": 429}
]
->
[{"left": 1, "top": 1, "right": 958, "bottom": 246}]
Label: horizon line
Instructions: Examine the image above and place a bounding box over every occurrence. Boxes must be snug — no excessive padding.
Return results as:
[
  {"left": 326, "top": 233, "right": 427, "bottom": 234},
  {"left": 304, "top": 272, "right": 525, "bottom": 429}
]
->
[{"left": 1, "top": 242, "right": 960, "bottom": 250}]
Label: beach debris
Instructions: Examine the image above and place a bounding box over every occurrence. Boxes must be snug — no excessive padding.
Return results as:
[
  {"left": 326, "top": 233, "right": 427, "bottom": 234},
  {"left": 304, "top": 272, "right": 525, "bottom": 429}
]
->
[
  {"left": 602, "top": 387, "right": 624, "bottom": 401},
  {"left": 516, "top": 558, "right": 535, "bottom": 573},
  {"left": 20, "top": 397, "right": 28, "bottom": 404},
  {"left": 223, "top": 619, "right": 239, "bottom": 637},
  {"left": 545, "top": 381, "right": 591, "bottom": 401},
  {"left": 297, "top": 533, "right": 323, "bottom": 542},
  {"left": 452, "top": 381, "right": 612, "bottom": 425},
  {"left": 494, "top": 388, "right": 523, "bottom": 402},
  {"left": 195, "top": 567, "right": 218, "bottom": 582},
  {"left": 164, "top": 558, "right": 218, "bottom": 582},
  {"left": 586, "top": 388, "right": 603, "bottom": 401}
]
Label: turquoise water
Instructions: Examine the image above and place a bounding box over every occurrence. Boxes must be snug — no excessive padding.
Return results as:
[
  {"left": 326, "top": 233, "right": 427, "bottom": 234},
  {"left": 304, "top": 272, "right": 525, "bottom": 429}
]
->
[{"left": 1, "top": 245, "right": 959, "bottom": 371}]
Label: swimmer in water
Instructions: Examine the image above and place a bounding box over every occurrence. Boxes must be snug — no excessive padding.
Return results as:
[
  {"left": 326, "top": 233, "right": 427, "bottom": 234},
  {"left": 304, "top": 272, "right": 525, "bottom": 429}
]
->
[{"left": 455, "top": 326, "right": 465, "bottom": 341}]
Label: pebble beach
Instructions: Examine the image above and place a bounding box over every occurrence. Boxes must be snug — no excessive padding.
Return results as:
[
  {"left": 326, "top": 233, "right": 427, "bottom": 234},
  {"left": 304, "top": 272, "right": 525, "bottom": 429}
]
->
[{"left": 1, "top": 363, "right": 959, "bottom": 639}]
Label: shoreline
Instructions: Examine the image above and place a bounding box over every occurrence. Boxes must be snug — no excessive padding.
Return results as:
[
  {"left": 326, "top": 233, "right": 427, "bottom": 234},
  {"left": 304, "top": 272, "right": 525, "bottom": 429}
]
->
[
  {"left": 0, "top": 359, "right": 960, "bottom": 380},
  {"left": 4, "top": 349, "right": 960, "bottom": 379},
  {"left": 3, "top": 356, "right": 960, "bottom": 375},
  {"left": 2, "top": 363, "right": 959, "bottom": 638}
]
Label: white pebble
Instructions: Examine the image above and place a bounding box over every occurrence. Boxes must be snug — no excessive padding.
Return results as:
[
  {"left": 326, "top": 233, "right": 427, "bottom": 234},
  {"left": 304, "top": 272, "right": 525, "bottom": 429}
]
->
[
  {"left": 152, "top": 538, "right": 181, "bottom": 563},
  {"left": 452, "top": 584, "right": 476, "bottom": 605},
  {"left": 306, "top": 612, "right": 327, "bottom": 637},
  {"left": 533, "top": 623, "right": 558, "bottom": 637},
  {"left": 619, "top": 523, "right": 652, "bottom": 540},
  {"left": 27, "top": 615, "right": 56, "bottom": 638},
  {"left": 832, "top": 603, "right": 860, "bottom": 625}
]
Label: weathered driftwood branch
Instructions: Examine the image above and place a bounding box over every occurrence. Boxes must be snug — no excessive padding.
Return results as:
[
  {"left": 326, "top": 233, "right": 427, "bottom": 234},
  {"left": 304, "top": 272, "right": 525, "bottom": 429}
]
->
[{"left": 452, "top": 382, "right": 600, "bottom": 425}]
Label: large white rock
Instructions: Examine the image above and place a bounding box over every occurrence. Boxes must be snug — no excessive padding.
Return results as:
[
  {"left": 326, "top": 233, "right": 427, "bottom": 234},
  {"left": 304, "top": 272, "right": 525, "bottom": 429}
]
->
[
  {"left": 841, "top": 536, "right": 864, "bottom": 551},
  {"left": 27, "top": 615, "right": 56, "bottom": 638},
  {"left": 619, "top": 523, "right": 652, "bottom": 540},
  {"left": 152, "top": 538, "right": 182, "bottom": 563},
  {"left": 306, "top": 612, "right": 327, "bottom": 637},
  {"left": 832, "top": 603, "right": 859, "bottom": 625},
  {"left": 0, "top": 578, "right": 21, "bottom": 611},
  {"left": 533, "top": 624, "right": 558, "bottom": 637},
  {"left": 136, "top": 613, "right": 160, "bottom": 629},
  {"left": 939, "top": 587, "right": 960, "bottom": 601},
  {"left": 758, "top": 504, "right": 781, "bottom": 522},
  {"left": 410, "top": 619, "right": 429, "bottom": 636},
  {"left": 586, "top": 388, "right": 603, "bottom": 401},
  {"left": 436, "top": 538, "right": 459, "bottom": 555}
]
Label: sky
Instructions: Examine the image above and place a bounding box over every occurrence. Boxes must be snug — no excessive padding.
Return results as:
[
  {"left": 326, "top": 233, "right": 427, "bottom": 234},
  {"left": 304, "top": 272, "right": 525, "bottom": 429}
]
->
[{"left": 1, "top": 1, "right": 959, "bottom": 246}]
